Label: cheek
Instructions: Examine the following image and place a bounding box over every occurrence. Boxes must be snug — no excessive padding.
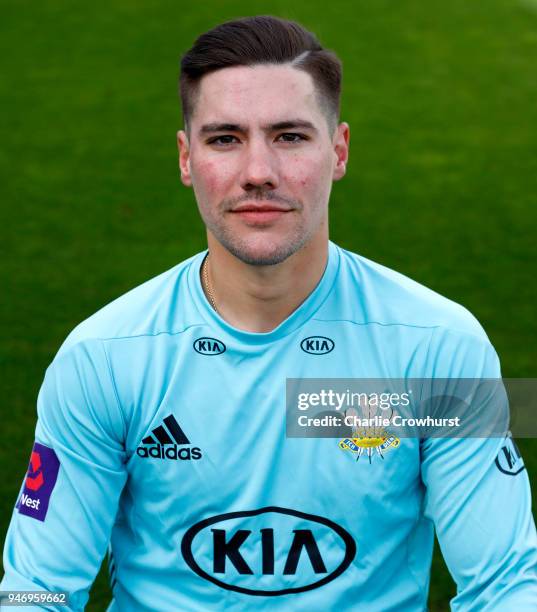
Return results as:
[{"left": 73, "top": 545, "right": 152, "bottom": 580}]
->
[
  {"left": 284, "top": 153, "right": 332, "bottom": 195},
  {"left": 192, "top": 159, "right": 233, "bottom": 197}
]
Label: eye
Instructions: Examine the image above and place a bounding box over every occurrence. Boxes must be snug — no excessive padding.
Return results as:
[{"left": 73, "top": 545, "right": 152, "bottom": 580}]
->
[
  {"left": 207, "top": 135, "right": 240, "bottom": 146},
  {"left": 277, "top": 133, "right": 307, "bottom": 143}
]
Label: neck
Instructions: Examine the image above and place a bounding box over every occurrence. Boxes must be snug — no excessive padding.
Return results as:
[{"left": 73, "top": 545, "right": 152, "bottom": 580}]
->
[{"left": 203, "top": 232, "right": 329, "bottom": 333}]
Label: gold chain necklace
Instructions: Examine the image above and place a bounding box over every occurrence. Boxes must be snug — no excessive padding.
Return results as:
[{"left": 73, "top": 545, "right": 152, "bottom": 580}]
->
[{"left": 202, "top": 254, "right": 218, "bottom": 313}]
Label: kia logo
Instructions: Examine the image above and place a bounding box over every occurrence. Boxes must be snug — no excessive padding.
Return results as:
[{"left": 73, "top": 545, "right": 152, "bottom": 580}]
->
[
  {"left": 181, "top": 506, "right": 356, "bottom": 595},
  {"left": 193, "top": 337, "right": 226, "bottom": 356},
  {"left": 300, "top": 336, "right": 334, "bottom": 355},
  {"left": 495, "top": 437, "right": 525, "bottom": 476}
]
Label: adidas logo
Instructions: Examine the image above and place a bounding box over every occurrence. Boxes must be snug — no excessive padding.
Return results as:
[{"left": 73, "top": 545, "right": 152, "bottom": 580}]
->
[{"left": 136, "top": 415, "right": 202, "bottom": 460}]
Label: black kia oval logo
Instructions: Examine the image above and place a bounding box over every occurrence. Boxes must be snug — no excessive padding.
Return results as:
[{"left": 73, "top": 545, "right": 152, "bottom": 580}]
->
[
  {"left": 495, "top": 437, "right": 525, "bottom": 476},
  {"left": 181, "top": 506, "right": 356, "bottom": 595},
  {"left": 300, "top": 336, "right": 334, "bottom": 355},
  {"left": 193, "top": 337, "right": 226, "bottom": 355}
]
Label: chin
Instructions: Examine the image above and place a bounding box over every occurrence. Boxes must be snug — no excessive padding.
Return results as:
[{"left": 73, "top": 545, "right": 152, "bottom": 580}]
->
[{"left": 221, "top": 234, "right": 308, "bottom": 267}]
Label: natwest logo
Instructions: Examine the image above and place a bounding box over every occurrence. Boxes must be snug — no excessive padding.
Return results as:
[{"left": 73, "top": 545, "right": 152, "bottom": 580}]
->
[
  {"left": 17, "top": 442, "right": 60, "bottom": 522},
  {"left": 26, "top": 450, "right": 44, "bottom": 491},
  {"left": 193, "top": 337, "right": 226, "bottom": 356},
  {"left": 181, "top": 507, "right": 355, "bottom": 595},
  {"left": 300, "top": 336, "right": 335, "bottom": 355},
  {"left": 136, "top": 414, "right": 202, "bottom": 461}
]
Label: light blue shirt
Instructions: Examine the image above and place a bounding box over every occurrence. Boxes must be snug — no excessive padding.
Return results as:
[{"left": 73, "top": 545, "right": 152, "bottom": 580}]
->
[{"left": 2, "top": 242, "right": 536, "bottom": 610}]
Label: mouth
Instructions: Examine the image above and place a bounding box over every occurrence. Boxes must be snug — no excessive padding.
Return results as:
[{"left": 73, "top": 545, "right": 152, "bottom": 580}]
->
[{"left": 229, "top": 202, "right": 294, "bottom": 224}]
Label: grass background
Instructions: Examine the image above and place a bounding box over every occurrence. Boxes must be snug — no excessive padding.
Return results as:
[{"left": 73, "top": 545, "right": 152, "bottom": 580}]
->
[{"left": 1, "top": 0, "right": 536, "bottom": 609}]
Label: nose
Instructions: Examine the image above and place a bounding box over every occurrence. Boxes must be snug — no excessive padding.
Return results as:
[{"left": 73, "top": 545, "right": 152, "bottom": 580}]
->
[{"left": 239, "top": 139, "right": 279, "bottom": 192}]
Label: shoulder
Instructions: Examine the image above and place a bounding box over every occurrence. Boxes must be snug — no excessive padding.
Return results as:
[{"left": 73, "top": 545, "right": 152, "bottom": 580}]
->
[
  {"left": 57, "top": 252, "right": 205, "bottom": 357},
  {"left": 333, "top": 244, "right": 489, "bottom": 341}
]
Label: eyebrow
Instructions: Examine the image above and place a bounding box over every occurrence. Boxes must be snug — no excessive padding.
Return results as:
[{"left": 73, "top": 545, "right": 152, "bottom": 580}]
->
[{"left": 199, "top": 120, "right": 318, "bottom": 136}]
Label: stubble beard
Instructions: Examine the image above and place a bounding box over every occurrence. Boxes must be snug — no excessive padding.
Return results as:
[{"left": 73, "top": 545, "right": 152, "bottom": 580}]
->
[
  {"left": 209, "top": 219, "right": 311, "bottom": 266},
  {"left": 201, "top": 191, "right": 316, "bottom": 266}
]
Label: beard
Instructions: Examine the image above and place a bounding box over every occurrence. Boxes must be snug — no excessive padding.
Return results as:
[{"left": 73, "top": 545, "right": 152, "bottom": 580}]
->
[
  {"left": 208, "top": 221, "right": 311, "bottom": 266},
  {"left": 198, "top": 190, "right": 317, "bottom": 266}
]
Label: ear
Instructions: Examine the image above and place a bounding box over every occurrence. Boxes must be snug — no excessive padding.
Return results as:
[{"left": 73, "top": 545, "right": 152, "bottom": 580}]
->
[
  {"left": 177, "top": 129, "right": 192, "bottom": 187},
  {"left": 332, "top": 122, "right": 350, "bottom": 182}
]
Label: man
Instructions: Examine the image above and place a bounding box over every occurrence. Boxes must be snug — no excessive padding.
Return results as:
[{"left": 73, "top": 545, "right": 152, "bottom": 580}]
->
[{"left": 1, "top": 15, "right": 536, "bottom": 611}]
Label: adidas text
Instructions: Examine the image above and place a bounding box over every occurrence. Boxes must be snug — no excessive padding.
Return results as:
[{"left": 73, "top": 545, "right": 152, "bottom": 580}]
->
[{"left": 136, "top": 444, "right": 202, "bottom": 460}]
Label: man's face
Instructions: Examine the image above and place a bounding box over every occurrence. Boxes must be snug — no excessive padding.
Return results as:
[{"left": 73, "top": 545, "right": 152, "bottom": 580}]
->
[{"left": 178, "top": 64, "right": 349, "bottom": 265}]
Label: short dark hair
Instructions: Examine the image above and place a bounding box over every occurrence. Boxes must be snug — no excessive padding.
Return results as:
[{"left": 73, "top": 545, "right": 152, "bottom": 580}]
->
[{"left": 179, "top": 16, "right": 342, "bottom": 133}]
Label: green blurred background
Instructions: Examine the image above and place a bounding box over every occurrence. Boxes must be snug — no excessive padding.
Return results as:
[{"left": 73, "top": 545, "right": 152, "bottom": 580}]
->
[{"left": 1, "top": 0, "right": 536, "bottom": 609}]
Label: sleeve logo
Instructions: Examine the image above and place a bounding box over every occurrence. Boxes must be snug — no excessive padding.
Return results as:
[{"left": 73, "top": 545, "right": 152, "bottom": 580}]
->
[
  {"left": 17, "top": 442, "right": 60, "bottom": 521},
  {"left": 26, "top": 451, "right": 44, "bottom": 490},
  {"left": 495, "top": 434, "right": 525, "bottom": 476}
]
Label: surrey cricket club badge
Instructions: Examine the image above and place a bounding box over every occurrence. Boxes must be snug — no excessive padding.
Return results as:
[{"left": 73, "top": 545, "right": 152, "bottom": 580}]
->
[{"left": 338, "top": 406, "right": 400, "bottom": 463}]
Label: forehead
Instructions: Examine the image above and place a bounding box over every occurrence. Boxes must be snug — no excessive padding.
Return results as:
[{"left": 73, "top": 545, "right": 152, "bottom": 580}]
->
[{"left": 191, "top": 64, "right": 323, "bottom": 127}]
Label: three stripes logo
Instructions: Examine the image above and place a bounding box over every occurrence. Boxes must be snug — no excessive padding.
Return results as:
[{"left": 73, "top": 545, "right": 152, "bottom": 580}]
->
[{"left": 136, "top": 415, "right": 202, "bottom": 461}]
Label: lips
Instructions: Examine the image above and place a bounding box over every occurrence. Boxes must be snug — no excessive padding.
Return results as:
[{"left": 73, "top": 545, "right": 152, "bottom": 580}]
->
[
  {"left": 230, "top": 202, "right": 293, "bottom": 224},
  {"left": 231, "top": 202, "right": 292, "bottom": 213}
]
